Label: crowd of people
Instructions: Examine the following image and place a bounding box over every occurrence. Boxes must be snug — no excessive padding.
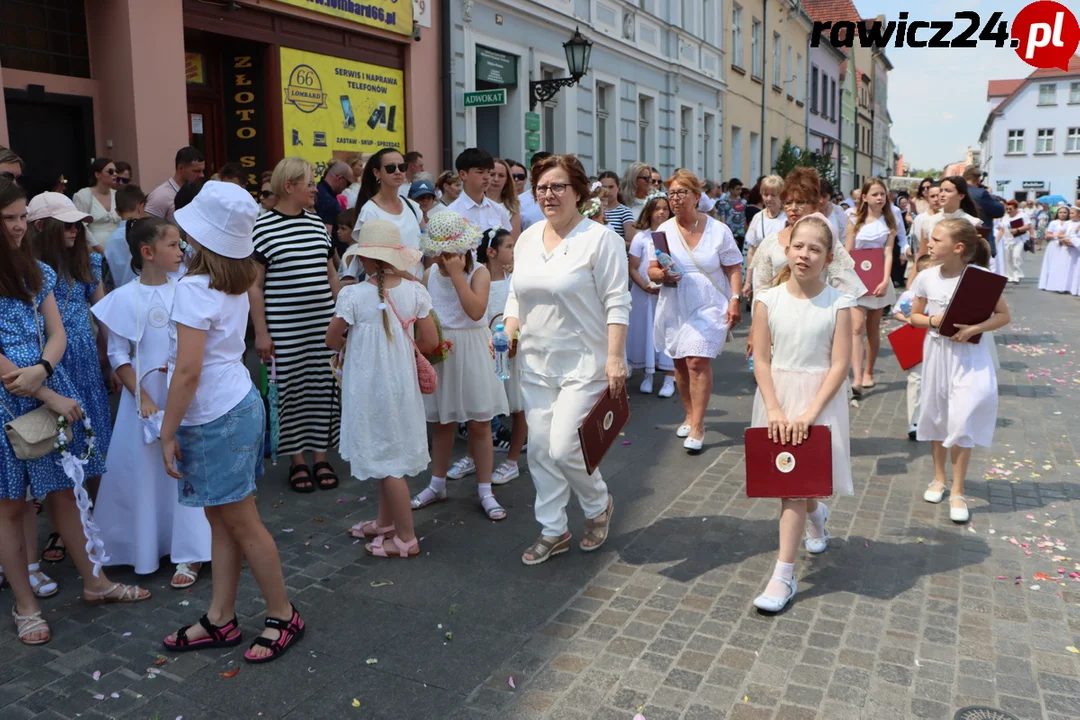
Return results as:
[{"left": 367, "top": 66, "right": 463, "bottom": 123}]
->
[{"left": 0, "top": 137, "right": 1031, "bottom": 646}]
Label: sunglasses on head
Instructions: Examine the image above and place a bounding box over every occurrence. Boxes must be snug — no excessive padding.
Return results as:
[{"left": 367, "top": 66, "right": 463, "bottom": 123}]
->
[
  {"left": 382, "top": 163, "right": 408, "bottom": 174},
  {"left": 512, "top": 173, "right": 527, "bottom": 181}
]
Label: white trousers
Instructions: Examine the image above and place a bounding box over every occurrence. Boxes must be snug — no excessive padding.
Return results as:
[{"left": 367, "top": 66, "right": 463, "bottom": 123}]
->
[
  {"left": 520, "top": 373, "right": 611, "bottom": 537},
  {"left": 907, "top": 364, "right": 922, "bottom": 426}
]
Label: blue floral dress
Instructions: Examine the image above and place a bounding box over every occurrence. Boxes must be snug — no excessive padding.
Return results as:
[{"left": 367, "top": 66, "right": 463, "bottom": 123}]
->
[
  {"left": 0, "top": 262, "right": 93, "bottom": 499},
  {"left": 52, "top": 253, "right": 111, "bottom": 476}
]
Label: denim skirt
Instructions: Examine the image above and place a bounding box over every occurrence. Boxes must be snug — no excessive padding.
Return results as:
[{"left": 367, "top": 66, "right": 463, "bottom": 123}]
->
[{"left": 175, "top": 386, "right": 265, "bottom": 508}]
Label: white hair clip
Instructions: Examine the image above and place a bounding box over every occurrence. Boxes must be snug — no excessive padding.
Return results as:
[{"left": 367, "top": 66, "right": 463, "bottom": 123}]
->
[{"left": 590, "top": 181, "right": 602, "bottom": 192}]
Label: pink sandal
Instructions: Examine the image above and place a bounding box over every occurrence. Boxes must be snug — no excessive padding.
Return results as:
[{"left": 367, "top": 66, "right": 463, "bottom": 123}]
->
[
  {"left": 348, "top": 520, "right": 395, "bottom": 540},
  {"left": 365, "top": 535, "right": 419, "bottom": 559}
]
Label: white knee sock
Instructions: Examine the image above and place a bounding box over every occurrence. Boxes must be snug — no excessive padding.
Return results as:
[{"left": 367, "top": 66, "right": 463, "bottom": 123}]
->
[{"left": 807, "top": 505, "right": 826, "bottom": 538}]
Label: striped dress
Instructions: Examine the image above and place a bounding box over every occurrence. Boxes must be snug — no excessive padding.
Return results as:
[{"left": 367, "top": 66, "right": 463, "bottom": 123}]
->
[{"left": 252, "top": 209, "right": 340, "bottom": 455}]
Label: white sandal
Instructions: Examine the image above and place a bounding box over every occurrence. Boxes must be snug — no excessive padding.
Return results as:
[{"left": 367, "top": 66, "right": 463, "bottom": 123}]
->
[
  {"left": 27, "top": 563, "right": 58, "bottom": 598},
  {"left": 12, "top": 606, "right": 51, "bottom": 646},
  {"left": 170, "top": 562, "right": 200, "bottom": 589}
]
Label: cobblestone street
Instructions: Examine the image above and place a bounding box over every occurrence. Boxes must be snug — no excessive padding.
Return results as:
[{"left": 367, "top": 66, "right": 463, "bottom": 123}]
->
[{"left": 2, "top": 263, "right": 1078, "bottom": 720}]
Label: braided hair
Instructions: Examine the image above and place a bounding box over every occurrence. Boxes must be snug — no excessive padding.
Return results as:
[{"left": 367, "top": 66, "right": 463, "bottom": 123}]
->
[{"left": 374, "top": 260, "right": 392, "bottom": 340}]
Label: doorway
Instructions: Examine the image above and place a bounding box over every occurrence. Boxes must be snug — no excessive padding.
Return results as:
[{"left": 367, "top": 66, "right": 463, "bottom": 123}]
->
[
  {"left": 475, "top": 80, "right": 501, "bottom": 158},
  {"left": 4, "top": 88, "right": 95, "bottom": 197}
]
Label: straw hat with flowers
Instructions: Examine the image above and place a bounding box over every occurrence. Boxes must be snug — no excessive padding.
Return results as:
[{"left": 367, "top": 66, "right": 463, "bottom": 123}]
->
[{"left": 419, "top": 210, "right": 482, "bottom": 257}]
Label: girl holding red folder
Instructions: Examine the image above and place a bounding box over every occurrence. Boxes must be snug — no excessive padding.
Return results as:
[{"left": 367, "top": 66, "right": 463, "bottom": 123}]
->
[
  {"left": 749, "top": 214, "right": 854, "bottom": 613},
  {"left": 909, "top": 219, "right": 1010, "bottom": 524}
]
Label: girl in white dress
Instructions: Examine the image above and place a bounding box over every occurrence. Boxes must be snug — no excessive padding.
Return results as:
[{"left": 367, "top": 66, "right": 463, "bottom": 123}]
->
[
  {"left": 327, "top": 220, "right": 437, "bottom": 558},
  {"left": 91, "top": 218, "right": 212, "bottom": 586},
  {"left": 1001, "top": 201, "right": 1028, "bottom": 283},
  {"left": 1039, "top": 206, "right": 1072, "bottom": 292},
  {"left": 445, "top": 228, "right": 526, "bottom": 486},
  {"left": 910, "top": 219, "right": 1010, "bottom": 524},
  {"left": 627, "top": 193, "right": 675, "bottom": 397},
  {"left": 845, "top": 178, "right": 898, "bottom": 396},
  {"left": 412, "top": 211, "right": 510, "bottom": 519},
  {"left": 749, "top": 214, "right": 854, "bottom": 613}
]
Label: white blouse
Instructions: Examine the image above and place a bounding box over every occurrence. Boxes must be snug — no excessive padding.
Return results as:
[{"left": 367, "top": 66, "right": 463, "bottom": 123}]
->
[
  {"left": 745, "top": 208, "right": 787, "bottom": 249},
  {"left": 504, "top": 218, "right": 631, "bottom": 381},
  {"left": 73, "top": 187, "right": 121, "bottom": 250}
]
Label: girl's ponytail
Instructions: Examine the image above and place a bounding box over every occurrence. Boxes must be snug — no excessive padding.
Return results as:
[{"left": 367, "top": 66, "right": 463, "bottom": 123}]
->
[
  {"left": 126, "top": 216, "right": 175, "bottom": 276},
  {"left": 374, "top": 260, "right": 392, "bottom": 340}
]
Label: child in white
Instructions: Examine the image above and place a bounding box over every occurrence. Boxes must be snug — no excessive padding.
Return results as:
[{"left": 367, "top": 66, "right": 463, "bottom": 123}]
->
[
  {"left": 411, "top": 211, "right": 509, "bottom": 519},
  {"left": 446, "top": 228, "right": 526, "bottom": 485},
  {"left": 91, "top": 218, "right": 212, "bottom": 585},
  {"left": 627, "top": 194, "right": 676, "bottom": 397},
  {"left": 1001, "top": 201, "right": 1028, "bottom": 284},
  {"left": 327, "top": 220, "right": 436, "bottom": 557},
  {"left": 891, "top": 254, "right": 937, "bottom": 441},
  {"left": 911, "top": 218, "right": 1010, "bottom": 524},
  {"left": 1039, "top": 206, "right": 1072, "bottom": 292},
  {"left": 750, "top": 214, "right": 854, "bottom": 613}
]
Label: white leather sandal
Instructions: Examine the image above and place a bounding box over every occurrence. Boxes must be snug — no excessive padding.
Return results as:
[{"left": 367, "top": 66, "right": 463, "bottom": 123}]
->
[{"left": 753, "top": 576, "right": 797, "bottom": 613}]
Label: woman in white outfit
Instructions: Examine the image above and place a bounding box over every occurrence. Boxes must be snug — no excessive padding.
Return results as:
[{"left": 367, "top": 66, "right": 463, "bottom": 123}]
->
[
  {"left": 502, "top": 154, "right": 629, "bottom": 566},
  {"left": 1001, "top": 200, "right": 1028, "bottom": 283},
  {"left": 72, "top": 158, "right": 121, "bottom": 253},
  {"left": 845, "top": 178, "right": 897, "bottom": 396},
  {"left": 742, "top": 175, "right": 786, "bottom": 297},
  {"left": 1039, "top": 205, "right": 1072, "bottom": 292},
  {"left": 647, "top": 170, "right": 743, "bottom": 453}
]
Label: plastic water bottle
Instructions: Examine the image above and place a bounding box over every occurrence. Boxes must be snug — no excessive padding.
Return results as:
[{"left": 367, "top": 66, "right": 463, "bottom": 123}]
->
[
  {"left": 493, "top": 324, "right": 511, "bottom": 381},
  {"left": 655, "top": 249, "right": 685, "bottom": 278},
  {"left": 748, "top": 354, "right": 754, "bottom": 373},
  {"left": 898, "top": 297, "right": 913, "bottom": 317}
]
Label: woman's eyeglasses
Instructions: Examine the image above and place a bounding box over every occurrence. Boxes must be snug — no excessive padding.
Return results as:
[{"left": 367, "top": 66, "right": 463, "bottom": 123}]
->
[
  {"left": 783, "top": 199, "right": 813, "bottom": 208},
  {"left": 637, "top": 175, "right": 651, "bottom": 181},
  {"left": 104, "top": 168, "right": 116, "bottom": 175},
  {"left": 668, "top": 189, "right": 692, "bottom": 199},
  {"left": 534, "top": 183, "right": 569, "bottom": 197},
  {"left": 382, "top": 163, "right": 408, "bottom": 174},
  {"left": 62, "top": 221, "right": 81, "bottom": 230},
  {"left": 512, "top": 173, "right": 527, "bottom": 181},
  {"left": 650, "top": 179, "right": 662, "bottom": 186},
  {"left": 261, "top": 190, "right": 274, "bottom": 199},
  {"left": 115, "top": 176, "right": 130, "bottom": 185},
  {"left": 0, "top": 171, "right": 24, "bottom": 185}
]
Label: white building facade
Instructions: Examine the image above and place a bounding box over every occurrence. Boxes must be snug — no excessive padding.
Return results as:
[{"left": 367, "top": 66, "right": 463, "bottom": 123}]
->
[
  {"left": 980, "top": 59, "right": 1080, "bottom": 205},
  {"left": 448, "top": 0, "right": 727, "bottom": 178}
]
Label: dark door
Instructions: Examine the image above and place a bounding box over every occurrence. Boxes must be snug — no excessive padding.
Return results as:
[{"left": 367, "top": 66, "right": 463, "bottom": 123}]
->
[
  {"left": 475, "top": 80, "right": 501, "bottom": 158},
  {"left": 4, "top": 89, "right": 95, "bottom": 197},
  {"left": 186, "top": 99, "right": 223, "bottom": 175}
]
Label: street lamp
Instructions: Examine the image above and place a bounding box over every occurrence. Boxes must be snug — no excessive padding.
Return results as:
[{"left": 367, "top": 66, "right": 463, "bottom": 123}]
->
[
  {"left": 530, "top": 28, "right": 593, "bottom": 110},
  {"left": 823, "top": 139, "right": 835, "bottom": 157}
]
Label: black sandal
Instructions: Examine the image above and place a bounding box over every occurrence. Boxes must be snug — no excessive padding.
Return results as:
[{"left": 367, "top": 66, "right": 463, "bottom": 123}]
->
[
  {"left": 42, "top": 533, "right": 66, "bottom": 564},
  {"left": 288, "top": 464, "right": 315, "bottom": 494},
  {"left": 243, "top": 605, "right": 305, "bottom": 664},
  {"left": 162, "top": 615, "right": 243, "bottom": 652},
  {"left": 313, "top": 461, "right": 339, "bottom": 491}
]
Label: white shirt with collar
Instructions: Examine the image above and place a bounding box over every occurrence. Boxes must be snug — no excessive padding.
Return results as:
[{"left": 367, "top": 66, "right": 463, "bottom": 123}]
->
[
  {"left": 519, "top": 190, "right": 544, "bottom": 231},
  {"left": 448, "top": 192, "right": 512, "bottom": 233}
]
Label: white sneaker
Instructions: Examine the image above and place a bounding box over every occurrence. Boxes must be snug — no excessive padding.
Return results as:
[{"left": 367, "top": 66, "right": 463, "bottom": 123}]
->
[
  {"left": 491, "top": 461, "right": 519, "bottom": 485},
  {"left": 676, "top": 424, "right": 692, "bottom": 438},
  {"left": 753, "top": 576, "right": 797, "bottom": 613},
  {"left": 658, "top": 377, "right": 676, "bottom": 398},
  {"left": 804, "top": 504, "right": 829, "bottom": 554},
  {"left": 447, "top": 456, "right": 476, "bottom": 480},
  {"left": 639, "top": 374, "right": 654, "bottom": 394},
  {"left": 950, "top": 496, "right": 970, "bottom": 523}
]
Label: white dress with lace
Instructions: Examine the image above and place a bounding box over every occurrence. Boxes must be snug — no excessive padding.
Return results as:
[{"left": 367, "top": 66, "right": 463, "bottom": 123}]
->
[
  {"left": 335, "top": 280, "right": 433, "bottom": 481},
  {"left": 647, "top": 217, "right": 743, "bottom": 359},
  {"left": 749, "top": 231, "right": 867, "bottom": 299}
]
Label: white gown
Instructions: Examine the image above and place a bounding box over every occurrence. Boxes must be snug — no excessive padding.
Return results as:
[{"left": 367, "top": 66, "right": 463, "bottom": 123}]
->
[
  {"left": 627, "top": 230, "right": 673, "bottom": 373},
  {"left": 91, "top": 279, "right": 212, "bottom": 574},
  {"left": 911, "top": 267, "right": 998, "bottom": 449},
  {"left": 750, "top": 283, "right": 854, "bottom": 496},
  {"left": 1040, "top": 220, "right": 1079, "bottom": 293}
]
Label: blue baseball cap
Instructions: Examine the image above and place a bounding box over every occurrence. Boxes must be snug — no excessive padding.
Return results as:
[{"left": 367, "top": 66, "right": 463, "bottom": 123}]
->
[{"left": 408, "top": 179, "right": 436, "bottom": 199}]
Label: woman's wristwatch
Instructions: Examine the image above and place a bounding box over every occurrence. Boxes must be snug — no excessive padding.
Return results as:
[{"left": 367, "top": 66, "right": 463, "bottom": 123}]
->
[{"left": 37, "top": 359, "right": 54, "bottom": 377}]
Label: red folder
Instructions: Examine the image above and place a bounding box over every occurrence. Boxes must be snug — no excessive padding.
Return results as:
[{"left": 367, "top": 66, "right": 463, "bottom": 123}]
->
[
  {"left": 1009, "top": 217, "right": 1024, "bottom": 230},
  {"left": 744, "top": 426, "right": 833, "bottom": 498},
  {"left": 851, "top": 249, "right": 885, "bottom": 297},
  {"left": 887, "top": 324, "right": 927, "bottom": 370},
  {"left": 579, "top": 388, "right": 631, "bottom": 476},
  {"left": 939, "top": 265, "right": 1007, "bottom": 344}
]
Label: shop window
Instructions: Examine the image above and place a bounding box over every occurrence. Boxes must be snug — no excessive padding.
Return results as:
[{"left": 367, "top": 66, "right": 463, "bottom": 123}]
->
[{"left": 0, "top": 0, "right": 90, "bottom": 78}]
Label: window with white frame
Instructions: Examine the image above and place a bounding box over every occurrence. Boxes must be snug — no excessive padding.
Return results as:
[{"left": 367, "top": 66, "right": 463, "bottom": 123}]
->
[
  {"left": 830, "top": 78, "right": 837, "bottom": 119},
  {"left": 751, "top": 19, "right": 762, "bottom": 78},
  {"left": 732, "top": 5, "right": 743, "bottom": 68},
  {"left": 1007, "top": 129, "right": 1024, "bottom": 153},
  {"left": 638, "top": 94, "right": 655, "bottom": 163},
  {"left": 749, "top": 132, "right": 760, "bottom": 181},
  {"left": 785, "top": 45, "right": 792, "bottom": 93},
  {"left": 772, "top": 32, "right": 781, "bottom": 86},
  {"left": 702, "top": 0, "right": 718, "bottom": 46},
  {"left": 680, "top": 106, "right": 694, "bottom": 170},
  {"left": 770, "top": 137, "right": 779, "bottom": 171},
  {"left": 1038, "top": 83, "right": 1056, "bottom": 105},
  {"left": 542, "top": 68, "right": 558, "bottom": 155},
  {"left": 731, "top": 126, "right": 743, "bottom": 177},
  {"left": 795, "top": 53, "right": 803, "bottom": 102},
  {"left": 1036, "top": 128, "right": 1054, "bottom": 153},
  {"left": 703, "top": 112, "right": 715, "bottom": 179},
  {"left": 821, "top": 72, "right": 829, "bottom": 118},
  {"left": 682, "top": 0, "right": 694, "bottom": 30},
  {"left": 596, "top": 81, "right": 614, "bottom": 172},
  {"left": 1071, "top": 82, "right": 1080, "bottom": 103},
  {"left": 811, "top": 66, "right": 819, "bottom": 113},
  {"left": 1067, "top": 127, "right": 1080, "bottom": 153}
]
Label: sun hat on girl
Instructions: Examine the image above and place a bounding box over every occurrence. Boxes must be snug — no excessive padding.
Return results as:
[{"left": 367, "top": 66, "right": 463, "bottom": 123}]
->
[
  {"left": 419, "top": 210, "right": 482, "bottom": 257},
  {"left": 342, "top": 219, "right": 422, "bottom": 272},
  {"left": 174, "top": 180, "right": 258, "bottom": 259}
]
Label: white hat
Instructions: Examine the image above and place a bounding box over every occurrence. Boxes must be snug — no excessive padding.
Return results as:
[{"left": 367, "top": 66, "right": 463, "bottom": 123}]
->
[
  {"left": 26, "top": 192, "right": 92, "bottom": 224},
  {"left": 342, "top": 219, "right": 423, "bottom": 273},
  {"left": 175, "top": 180, "right": 257, "bottom": 259},
  {"left": 420, "top": 210, "right": 482, "bottom": 257}
]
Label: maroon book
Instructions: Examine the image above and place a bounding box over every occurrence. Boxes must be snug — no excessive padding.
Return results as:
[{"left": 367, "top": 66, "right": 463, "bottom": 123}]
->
[
  {"left": 887, "top": 324, "right": 928, "bottom": 370},
  {"left": 745, "top": 426, "right": 833, "bottom": 498},
  {"left": 938, "top": 265, "right": 1007, "bottom": 344},
  {"left": 851, "top": 248, "right": 885, "bottom": 297},
  {"left": 579, "top": 388, "right": 631, "bottom": 476}
]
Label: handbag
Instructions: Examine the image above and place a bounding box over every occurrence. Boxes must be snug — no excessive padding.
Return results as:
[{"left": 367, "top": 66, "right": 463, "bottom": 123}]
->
[
  {"left": 384, "top": 292, "right": 438, "bottom": 395},
  {"left": 1, "top": 307, "right": 70, "bottom": 460}
]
